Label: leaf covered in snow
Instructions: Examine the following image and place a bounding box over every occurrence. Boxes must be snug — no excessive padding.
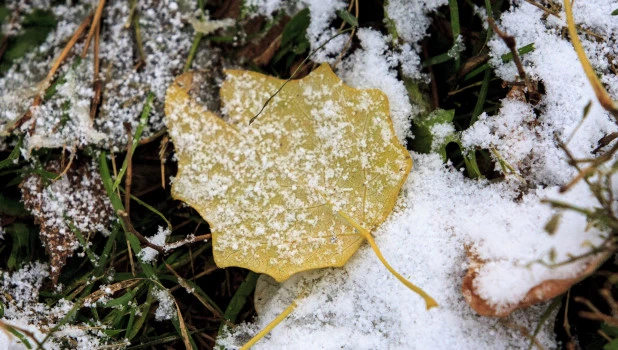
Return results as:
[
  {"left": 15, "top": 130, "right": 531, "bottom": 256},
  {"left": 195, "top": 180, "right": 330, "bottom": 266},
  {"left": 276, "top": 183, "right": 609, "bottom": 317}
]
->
[
  {"left": 165, "top": 63, "right": 412, "bottom": 282},
  {"left": 21, "top": 160, "right": 113, "bottom": 283}
]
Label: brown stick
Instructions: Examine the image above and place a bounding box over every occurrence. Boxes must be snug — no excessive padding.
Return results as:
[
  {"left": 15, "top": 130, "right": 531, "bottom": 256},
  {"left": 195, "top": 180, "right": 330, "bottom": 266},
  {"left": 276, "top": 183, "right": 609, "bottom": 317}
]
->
[
  {"left": 123, "top": 123, "right": 134, "bottom": 216},
  {"left": 487, "top": 17, "right": 528, "bottom": 85},
  {"left": 117, "top": 210, "right": 166, "bottom": 253},
  {"left": 81, "top": 0, "right": 106, "bottom": 57},
  {"left": 90, "top": 19, "right": 102, "bottom": 120}
]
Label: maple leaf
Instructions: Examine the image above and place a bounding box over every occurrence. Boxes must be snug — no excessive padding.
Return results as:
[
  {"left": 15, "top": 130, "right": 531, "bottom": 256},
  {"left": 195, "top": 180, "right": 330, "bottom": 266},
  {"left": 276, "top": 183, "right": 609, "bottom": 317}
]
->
[{"left": 165, "top": 64, "right": 435, "bottom": 308}]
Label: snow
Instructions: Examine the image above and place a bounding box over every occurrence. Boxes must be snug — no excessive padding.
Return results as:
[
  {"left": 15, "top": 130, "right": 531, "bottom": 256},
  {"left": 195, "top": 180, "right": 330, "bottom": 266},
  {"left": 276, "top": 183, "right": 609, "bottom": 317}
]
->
[
  {"left": 471, "top": 1, "right": 618, "bottom": 185},
  {"left": 0, "top": 263, "right": 108, "bottom": 349},
  {"left": 338, "top": 28, "right": 417, "bottom": 144},
  {"left": 153, "top": 288, "right": 175, "bottom": 321},
  {"left": 244, "top": 0, "right": 348, "bottom": 64},
  {"left": 217, "top": 0, "right": 616, "bottom": 348},
  {"left": 384, "top": 0, "right": 448, "bottom": 43},
  {"left": 2, "top": 0, "right": 618, "bottom": 348},
  {"left": 0, "top": 0, "right": 200, "bottom": 151},
  {"left": 218, "top": 154, "right": 585, "bottom": 349}
]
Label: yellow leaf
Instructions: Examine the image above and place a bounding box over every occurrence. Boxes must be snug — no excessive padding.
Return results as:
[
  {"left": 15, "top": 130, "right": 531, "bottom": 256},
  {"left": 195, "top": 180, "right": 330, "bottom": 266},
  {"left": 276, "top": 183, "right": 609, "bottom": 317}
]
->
[{"left": 165, "top": 64, "right": 412, "bottom": 283}]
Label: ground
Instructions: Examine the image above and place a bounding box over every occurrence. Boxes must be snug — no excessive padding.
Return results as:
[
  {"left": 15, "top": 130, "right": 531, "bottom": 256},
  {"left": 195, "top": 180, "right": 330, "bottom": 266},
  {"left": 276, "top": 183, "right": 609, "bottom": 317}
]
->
[{"left": 1, "top": 0, "right": 618, "bottom": 349}]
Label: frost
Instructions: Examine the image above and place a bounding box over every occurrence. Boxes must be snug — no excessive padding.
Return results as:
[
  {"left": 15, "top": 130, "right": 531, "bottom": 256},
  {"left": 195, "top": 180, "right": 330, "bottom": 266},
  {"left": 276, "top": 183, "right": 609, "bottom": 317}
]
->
[
  {"left": 153, "top": 288, "right": 175, "bottom": 321},
  {"left": 0, "top": 0, "right": 200, "bottom": 150},
  {"left": 0, "top": 263, "right": 109, "bottom": 349}
]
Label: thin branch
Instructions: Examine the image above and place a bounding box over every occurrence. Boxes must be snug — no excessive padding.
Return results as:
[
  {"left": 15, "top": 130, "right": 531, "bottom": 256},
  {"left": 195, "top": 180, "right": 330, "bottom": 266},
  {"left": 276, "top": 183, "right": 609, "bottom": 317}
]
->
[
  {"left": 90, "top": 19, "right": 102, "bottom": 120},
  {"left": 117, "top": 210, "right": 165, "bottom": 254},
  {"left": 487, "top": 17, "right": 528, "bottom": 86},
  {"left": 81, "top": 0, "right": 106, "bottom": 57}
]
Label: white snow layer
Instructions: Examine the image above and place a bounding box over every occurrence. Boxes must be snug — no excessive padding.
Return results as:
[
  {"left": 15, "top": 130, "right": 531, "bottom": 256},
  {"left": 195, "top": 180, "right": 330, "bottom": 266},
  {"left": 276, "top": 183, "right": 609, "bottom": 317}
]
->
[
  {"left": 219, "top": 153, "right": 599, "bottom": 349},
  {"left": 463, "top": 1, "right": 618, "bottom": 185}
]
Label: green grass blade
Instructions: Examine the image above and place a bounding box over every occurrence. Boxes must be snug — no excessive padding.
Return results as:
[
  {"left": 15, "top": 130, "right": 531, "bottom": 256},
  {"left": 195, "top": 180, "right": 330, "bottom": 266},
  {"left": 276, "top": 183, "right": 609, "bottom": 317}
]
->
[
  {"left": 448, "top": 0, "right": 461, "bottom": 70},
  {"left": 112, "top": 92, "right": 155, "bottom": 191},
  {"left": 471, "top": 69, "right": 492, "bottom": 124},
  {"left": 0, "top": 135, "right": 23, "bottom": 170},
  {"left": 218, "top": 271, "right": 259, "bottom": 337}
]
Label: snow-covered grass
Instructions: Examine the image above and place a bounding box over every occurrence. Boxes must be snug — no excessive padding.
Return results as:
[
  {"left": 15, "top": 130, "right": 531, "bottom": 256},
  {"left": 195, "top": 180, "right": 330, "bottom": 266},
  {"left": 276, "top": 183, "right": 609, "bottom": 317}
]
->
[{"left": 1, "top": 0, "right": 618, "bottom": 349}]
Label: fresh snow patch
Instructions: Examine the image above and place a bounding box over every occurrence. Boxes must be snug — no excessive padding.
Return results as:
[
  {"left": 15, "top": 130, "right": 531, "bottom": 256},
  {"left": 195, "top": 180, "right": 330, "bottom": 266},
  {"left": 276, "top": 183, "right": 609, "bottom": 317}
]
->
[
  {"left": 219, "top": 153, "right": 597, "bottom": 349},
  {"left": 153, "top": 288, "right": 175, "bottom": 321},
  {"left": 338, "top": 28, "right": 418, "bottom": 144},
  {"left": 466, "top": 1, "right": 618, "bottom": 186},
  {"left": 384, "top": 0, "right": 449, "bottom": 43},
  {"left": 0, "top": 263, "right": 109, "bottom": 348}
]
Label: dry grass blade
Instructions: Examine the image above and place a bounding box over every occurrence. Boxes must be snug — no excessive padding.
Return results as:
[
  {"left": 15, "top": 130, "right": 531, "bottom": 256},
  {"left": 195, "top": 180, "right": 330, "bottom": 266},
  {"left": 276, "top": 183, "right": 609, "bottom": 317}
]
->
[
  {"left": 9, "top": 13, "right": 93, "bottom": 132},
  {"left": 81, "top": 0, "right": 106, "bottom": 57},
  {"left": 563, "top": 0, "right": 618, "bottom": 119},
  {"left": 83, "top": 280, "right": 141, "bottom": 305}
]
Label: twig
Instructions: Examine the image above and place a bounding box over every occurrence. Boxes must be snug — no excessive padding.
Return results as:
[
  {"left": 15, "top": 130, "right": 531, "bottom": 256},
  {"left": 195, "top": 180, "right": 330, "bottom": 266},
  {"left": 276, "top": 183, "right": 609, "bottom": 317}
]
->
[
  {"left": 332, "top": 0, "right": 358, "bottom": 70},
  {"left": 53, "top": 147, "right": 76, "bottom": 181},
  {"left": 138, "top": 129, "right": 166, "bottom": 145},
  {"left": 45, "top": 14, "right": 93, "bottom": 85},
  {"left": 488, "top": 18, "right": 528, "bottom": 86},
  {"left": 524, "top": 0, "right": 604, "bottom": 41},
  {"left": 159, "top": 135, "right": 169, "bottom": 189},
  {"left": 523, "top": 0, "right": 560, "bottom": 17},
  {"left": 133, "top": 9, "right": 146, "bottom": 69},
  {"left": 593, "top": 132, "right": 618, "bottom": 154},
  {"left": 90, "top": 19, "right": 102, "bottom": 120},
  {"left": 81, "top": 0, "right": 106, "bottom": 57},
  {"left": 117, "top": 210, "right": 165, "bottom": 253},
  {"left": 123, "top": 123, "right": 134, "bottom": 216},
  {"left": 560, "top": 140, "right": 618, "bottom": 192}
]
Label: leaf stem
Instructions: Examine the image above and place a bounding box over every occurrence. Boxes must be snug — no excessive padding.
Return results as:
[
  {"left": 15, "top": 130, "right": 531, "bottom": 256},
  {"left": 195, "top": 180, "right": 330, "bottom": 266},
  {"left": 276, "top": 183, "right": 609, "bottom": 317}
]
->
[
  {"left": 240, "top": 299, "right": 298, "bottom": 350},
  {"left": 338, "top": 211, "right": 438, "bottom": 310}
]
